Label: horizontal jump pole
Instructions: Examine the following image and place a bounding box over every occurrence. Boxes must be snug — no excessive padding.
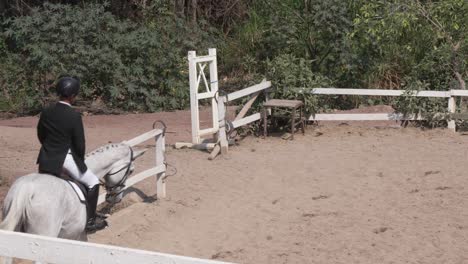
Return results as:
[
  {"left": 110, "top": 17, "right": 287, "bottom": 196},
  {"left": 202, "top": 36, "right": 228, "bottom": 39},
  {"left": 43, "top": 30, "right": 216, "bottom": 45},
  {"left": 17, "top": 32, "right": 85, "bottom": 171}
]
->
[
  {"left": 125, "top": 165, "right": 165, "bottom": 188},
  {"left": 192, "top": 55, "right": 217, "bottom": 63},
  {"left": 98, "top": 164, "right": 166, "bottom": 205},
  {"left": 174, "top": 142, "right": 217, "bottom": 150},
  {"left": 0, "top": 230, "right": 234, "bottom": 264},
  {"left": 123, "top": 129, "right": 164, "bottom": 147},
  {"left": 230, "top": 112, "right": 262, "bottom": 129},
  {"left": 309, "top": 113, "right": 423, "bottom": 121},
  {"left": 199, "top": 127, "right": 219, "bottom": 137},
  {"left": 301, "top": 88, "right": 450, "bottom": 98},
  {"left": 226, "top": 81, "right": 271, "bottom": 102},
  {"left": 197, "top": 91, "right": 216, "bottom": 100}
]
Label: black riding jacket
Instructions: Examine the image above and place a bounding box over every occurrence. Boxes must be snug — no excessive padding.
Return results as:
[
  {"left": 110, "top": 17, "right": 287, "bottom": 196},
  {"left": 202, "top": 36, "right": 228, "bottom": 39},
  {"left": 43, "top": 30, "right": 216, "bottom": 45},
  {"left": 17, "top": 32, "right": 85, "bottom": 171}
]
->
[{"left": 36, "top": 102, "right": 87, "bottom": 176}]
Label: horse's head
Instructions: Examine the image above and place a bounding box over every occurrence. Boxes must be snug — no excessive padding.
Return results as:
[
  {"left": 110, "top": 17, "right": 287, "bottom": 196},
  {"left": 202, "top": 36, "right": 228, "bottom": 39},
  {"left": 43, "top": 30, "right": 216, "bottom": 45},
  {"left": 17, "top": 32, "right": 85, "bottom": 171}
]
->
[
  {"left": 85, "top": 143, "right": 147, "bottom": 204},
  {"left": 103, "top": 145, "right": 147, "bottom": 204}
]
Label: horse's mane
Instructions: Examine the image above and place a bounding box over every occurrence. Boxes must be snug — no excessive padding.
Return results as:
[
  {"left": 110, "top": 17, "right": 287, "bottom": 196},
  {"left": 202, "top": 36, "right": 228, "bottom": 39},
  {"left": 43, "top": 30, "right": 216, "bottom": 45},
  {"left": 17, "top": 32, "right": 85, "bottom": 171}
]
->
[{"left": 85, "top": 143, "right": 124, "bottom": 158}]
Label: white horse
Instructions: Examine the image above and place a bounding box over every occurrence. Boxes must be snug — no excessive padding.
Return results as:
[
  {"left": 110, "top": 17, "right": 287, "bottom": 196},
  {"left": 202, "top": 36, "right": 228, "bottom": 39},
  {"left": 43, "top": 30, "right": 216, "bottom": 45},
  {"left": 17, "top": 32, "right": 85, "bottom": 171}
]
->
[{"left": 0, "top": 143, "right": 146, "bottom": 243}]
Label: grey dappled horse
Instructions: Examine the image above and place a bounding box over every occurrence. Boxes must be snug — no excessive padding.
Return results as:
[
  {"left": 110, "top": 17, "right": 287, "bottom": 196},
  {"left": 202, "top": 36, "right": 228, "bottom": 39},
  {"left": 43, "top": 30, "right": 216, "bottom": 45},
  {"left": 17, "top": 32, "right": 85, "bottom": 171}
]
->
[{"left": 0, "top": 143, "right": 146, "bottom": 263}]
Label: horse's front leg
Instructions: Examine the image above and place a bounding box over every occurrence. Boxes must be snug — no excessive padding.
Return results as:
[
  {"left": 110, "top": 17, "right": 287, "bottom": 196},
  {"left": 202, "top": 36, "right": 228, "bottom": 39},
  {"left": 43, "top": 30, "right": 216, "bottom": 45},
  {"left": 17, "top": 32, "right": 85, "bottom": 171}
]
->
[{"left": 78, "top": 231, "right": 88, "bottom": 242}]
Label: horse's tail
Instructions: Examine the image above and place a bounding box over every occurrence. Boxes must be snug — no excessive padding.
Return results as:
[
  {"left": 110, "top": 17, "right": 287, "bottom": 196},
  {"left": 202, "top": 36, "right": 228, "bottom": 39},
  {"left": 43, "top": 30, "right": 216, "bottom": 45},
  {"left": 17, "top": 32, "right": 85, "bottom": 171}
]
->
[{"left": 0, "top": 177, "right": 32, "bottom": 231}]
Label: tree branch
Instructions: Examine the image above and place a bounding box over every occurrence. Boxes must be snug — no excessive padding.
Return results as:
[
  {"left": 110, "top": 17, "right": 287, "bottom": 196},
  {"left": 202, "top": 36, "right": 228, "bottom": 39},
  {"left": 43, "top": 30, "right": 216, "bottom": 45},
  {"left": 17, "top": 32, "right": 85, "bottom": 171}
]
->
[{"left": 411, "top": 0, "right": 452, "bottom": 44}]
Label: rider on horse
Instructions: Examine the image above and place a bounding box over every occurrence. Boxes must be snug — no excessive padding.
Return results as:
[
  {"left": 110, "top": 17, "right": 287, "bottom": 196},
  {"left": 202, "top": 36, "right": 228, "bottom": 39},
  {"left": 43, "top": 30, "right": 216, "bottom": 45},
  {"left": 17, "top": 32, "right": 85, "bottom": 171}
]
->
[{"left": 36, "top": 76, "right": 108, "bottom": 233}]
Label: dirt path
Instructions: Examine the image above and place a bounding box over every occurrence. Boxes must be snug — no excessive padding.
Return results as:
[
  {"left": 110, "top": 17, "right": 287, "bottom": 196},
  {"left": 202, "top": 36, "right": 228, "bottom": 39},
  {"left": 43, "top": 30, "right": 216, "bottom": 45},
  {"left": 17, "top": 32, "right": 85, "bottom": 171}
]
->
[{"left": 1, "top": 110, "right": 468, "bottom": 263}]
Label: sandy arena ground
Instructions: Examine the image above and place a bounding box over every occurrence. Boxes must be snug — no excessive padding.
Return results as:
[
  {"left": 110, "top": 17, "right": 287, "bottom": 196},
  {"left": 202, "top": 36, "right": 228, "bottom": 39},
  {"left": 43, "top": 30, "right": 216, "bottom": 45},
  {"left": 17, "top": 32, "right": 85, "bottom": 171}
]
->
[{"left": 1, "top": 108, "right": 468, "bottom": 264}]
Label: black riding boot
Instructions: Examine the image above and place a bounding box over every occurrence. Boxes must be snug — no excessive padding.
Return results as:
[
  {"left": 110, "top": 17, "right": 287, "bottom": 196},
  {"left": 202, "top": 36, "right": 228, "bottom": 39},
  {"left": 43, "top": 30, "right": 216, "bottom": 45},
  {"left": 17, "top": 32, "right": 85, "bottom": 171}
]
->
[{"left": 85, "top": 185, "right": 108, "bottom": 233}]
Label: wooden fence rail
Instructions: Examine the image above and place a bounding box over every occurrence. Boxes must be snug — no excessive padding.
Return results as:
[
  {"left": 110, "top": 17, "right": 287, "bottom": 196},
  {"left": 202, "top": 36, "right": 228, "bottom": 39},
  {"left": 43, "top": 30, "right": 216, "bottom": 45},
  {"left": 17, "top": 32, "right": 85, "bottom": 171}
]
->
[
  {"left": 302, "top": 88, "right": 451, "bottom": 97},
  {"left": 0, "top": 230, "right": 234, "bottom": 264},
  {"left": 98, "top": 128, "right": 166, "bottom": 204},
  {"left": 176, "top": 48, "right": 272, "bottom": 159},
  {"left": 301, "top": 88, "right": 468, "bottom": 131}
]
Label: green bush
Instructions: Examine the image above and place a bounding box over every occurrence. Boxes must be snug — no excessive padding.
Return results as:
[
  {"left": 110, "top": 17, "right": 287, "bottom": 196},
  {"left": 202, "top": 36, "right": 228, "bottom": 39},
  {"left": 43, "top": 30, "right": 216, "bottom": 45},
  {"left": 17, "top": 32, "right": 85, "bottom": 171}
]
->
[
  {"left": 0, "top": 0, "right": 466, "bottom": 128},
  {"left": 1, "top": 3, "right": 216, "bottom": 113},
  {"left": 392, "top": 79, "right": 449, "bottom": 128},
  {"left": 265, "top": 53, "right": 334, "bottom": 116}
]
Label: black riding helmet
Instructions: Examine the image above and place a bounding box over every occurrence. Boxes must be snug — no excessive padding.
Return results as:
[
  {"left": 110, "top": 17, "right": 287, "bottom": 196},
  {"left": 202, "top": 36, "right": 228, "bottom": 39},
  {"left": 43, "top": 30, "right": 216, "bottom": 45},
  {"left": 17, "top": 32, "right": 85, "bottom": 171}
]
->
[{"left": 56, "top": 76, "right": 80, "bottom": 98}]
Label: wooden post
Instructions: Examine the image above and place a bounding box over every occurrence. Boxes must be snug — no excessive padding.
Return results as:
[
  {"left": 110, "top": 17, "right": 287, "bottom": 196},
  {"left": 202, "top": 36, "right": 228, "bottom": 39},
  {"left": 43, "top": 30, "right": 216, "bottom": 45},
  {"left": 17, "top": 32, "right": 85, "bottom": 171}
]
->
[
  {"left": 263, "top": 83, "right": 270, "bottom": 137},
  {"left": 264, "top": 80, "right": 271, "bottom": 116},
  {"left": 188, "top": 51, "right": 200, "bottom": 144},
  {"left": 155, "top": 132, "right": 166, "bottom": 199},
  {"left": 209, "top": 48, "right": 219, "bottom": 139},
  {"left": 300, "top": 106, "right": 305, "bottom": 134},
  {"left": 263, "top": 107, "right": 268, "bottom": 138},
  {"left": 448, "top": 95, "right": 456, "bottom": 131},
  {"left": 291, "top": 107, "right": 296, "bottom": 140},
  {"left": 208, "top": 145, "right": 221, "bottom": 160},
  {"left": 217, "top": 95, "right": 229, "bottom": 154}
]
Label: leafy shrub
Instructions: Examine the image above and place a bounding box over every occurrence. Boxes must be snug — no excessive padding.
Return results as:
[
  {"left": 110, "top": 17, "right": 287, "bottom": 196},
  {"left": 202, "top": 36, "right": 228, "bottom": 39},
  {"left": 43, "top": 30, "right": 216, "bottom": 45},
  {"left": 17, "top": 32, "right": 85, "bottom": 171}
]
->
[
  {"left": 392, "top": 79, "right": 449, "bottom": 128},
  {"left": 1, "top": 3, "right": 216, "bottom": 113},
  {"left": 265, "top": 53, "right": 333, "bottom": 116}
]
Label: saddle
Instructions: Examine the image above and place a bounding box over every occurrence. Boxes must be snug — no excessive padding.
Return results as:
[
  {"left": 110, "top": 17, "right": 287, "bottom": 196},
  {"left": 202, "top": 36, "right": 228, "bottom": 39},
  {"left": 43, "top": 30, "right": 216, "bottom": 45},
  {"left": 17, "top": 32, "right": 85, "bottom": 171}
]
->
[
  {"left": 59, "top": 172, "right": 87, "bottom": 204},
  {"left": 58, "top": 172, "right": 108, "bottom": 222}
]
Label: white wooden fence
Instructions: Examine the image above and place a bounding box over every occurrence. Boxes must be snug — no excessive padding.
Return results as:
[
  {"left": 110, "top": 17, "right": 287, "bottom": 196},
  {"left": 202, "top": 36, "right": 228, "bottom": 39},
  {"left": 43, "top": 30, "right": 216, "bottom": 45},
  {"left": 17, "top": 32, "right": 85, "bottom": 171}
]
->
[
  {"left": 0, "top": 129, "right": 236, "bottom": 264},
  {"left": 98, "top": 128, "right": 166, "bottom": 204},
  {"left": 215, "top": 79, "right": 271, "bottom": 155},
  {"left": 176, "top": 49, "right": 271, "bottom": 159},
  {"left": 188, "top": 48, "right": 219, "bottom": 145},
  {"left": 303, "top": 88, "right": 468, "bottom": 131},
  {"left": 0, "top": 230, "right": 234, "bottom": 264},
  {"left": 178, "top": 49, "right": 467, "bottom": 156}
]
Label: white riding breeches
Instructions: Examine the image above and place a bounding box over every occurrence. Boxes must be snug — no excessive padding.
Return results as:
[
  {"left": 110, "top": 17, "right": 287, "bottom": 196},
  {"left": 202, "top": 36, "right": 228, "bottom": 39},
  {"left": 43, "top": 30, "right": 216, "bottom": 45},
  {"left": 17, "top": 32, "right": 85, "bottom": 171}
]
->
[{"left": 62, "top": 152, "right": 99, "bottom": 189}]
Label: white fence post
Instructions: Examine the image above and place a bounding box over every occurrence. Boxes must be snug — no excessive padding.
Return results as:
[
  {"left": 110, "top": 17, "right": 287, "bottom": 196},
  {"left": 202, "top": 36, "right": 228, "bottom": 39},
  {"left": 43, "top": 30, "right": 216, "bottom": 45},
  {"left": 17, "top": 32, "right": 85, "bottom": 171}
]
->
[
  {"left": 209, "top": 48, "right": 220, "bottom": 141},
  {"left": 155, "top": 131, "right": 166, "bottom": 199},
  {"left": 188, "top": 51, "right": 200, "bottom": 144},
  {"left": 448, "top": 95, "right": 456, "bottom": 131},
  {"left": 187, "top": 49, "right": 219, "bottom": 145},
  {"left": 217, "top": 95, "right": 229, "bottom": 154}
]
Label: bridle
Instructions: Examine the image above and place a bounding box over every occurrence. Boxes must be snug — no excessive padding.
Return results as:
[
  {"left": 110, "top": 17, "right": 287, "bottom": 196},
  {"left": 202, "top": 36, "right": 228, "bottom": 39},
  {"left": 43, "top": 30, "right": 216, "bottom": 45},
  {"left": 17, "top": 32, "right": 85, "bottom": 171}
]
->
[{"left": 102, "top": 146, "right": 134, "bottom": 202}]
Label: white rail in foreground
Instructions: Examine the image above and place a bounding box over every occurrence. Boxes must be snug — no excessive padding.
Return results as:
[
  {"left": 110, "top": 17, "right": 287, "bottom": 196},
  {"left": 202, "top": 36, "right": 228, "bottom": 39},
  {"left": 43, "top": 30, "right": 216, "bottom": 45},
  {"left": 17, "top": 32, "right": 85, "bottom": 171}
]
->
[{"left": 0, "top": 230, "right": 234, "bottom": 264}]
